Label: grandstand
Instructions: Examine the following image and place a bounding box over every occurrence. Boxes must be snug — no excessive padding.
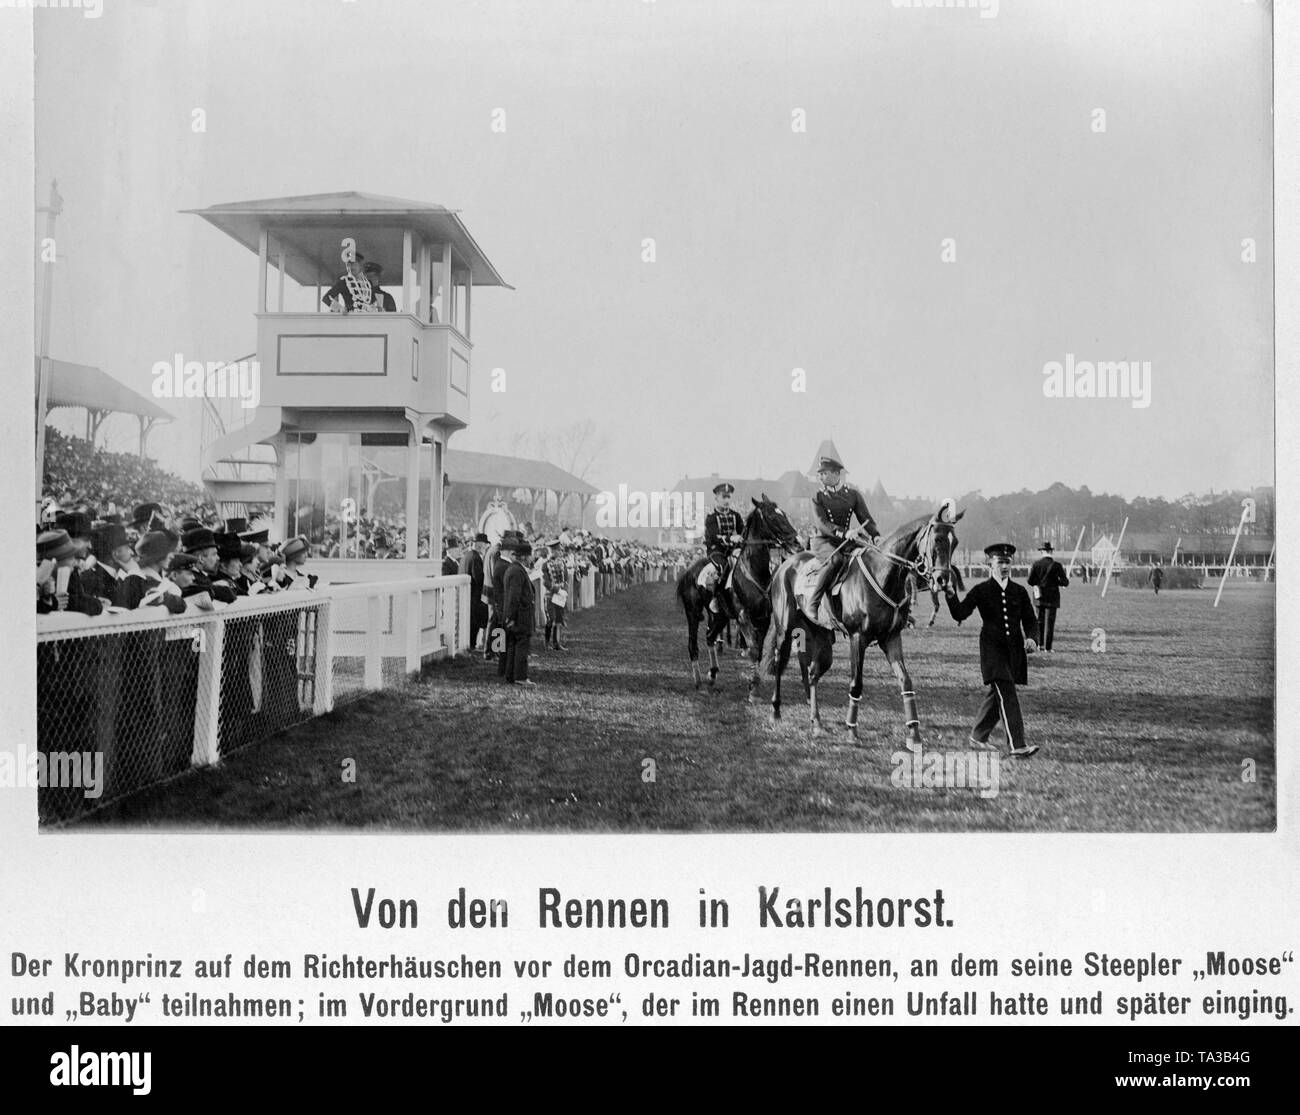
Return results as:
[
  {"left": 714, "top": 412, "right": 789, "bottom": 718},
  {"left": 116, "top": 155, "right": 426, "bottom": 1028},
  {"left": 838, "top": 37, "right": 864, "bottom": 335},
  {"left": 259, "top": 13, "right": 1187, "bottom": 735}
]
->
[{"left": 41, "top": 427, "right": 209, "bottom": 514}]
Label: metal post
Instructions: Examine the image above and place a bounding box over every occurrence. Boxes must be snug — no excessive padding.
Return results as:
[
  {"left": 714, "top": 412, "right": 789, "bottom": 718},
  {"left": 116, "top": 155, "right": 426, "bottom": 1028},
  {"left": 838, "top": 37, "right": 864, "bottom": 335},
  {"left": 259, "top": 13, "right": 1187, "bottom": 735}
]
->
[
  {"left": 364, "top": 594, "right": 383, "bottom": 690},
  {"left": 190, "top": 617, "right": 225, "bottom": 767},
  {"left": 35, "top": 179, "right": 63, "bottom": 503}
]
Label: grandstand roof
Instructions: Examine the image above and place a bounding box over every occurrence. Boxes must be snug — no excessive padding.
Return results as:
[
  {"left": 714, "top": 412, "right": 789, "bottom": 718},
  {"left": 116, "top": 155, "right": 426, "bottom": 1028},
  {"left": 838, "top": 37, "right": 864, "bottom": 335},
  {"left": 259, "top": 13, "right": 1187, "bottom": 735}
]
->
[
  {"left": 36, "top": 358, "right": 173, "bottom": 422},
  {"left": 184, "top": 191, "right": 511, "bottom": 289},
  {"left": 445, "top": 450, "right": 599, "bottom": 495}
]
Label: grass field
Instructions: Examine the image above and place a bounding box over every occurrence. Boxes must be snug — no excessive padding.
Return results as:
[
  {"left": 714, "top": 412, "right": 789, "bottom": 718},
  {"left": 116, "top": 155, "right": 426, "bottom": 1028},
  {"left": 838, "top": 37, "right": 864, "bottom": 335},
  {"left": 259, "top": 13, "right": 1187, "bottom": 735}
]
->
[{"left": 80, "top": 578, "right": 1276, "bottom": 832}]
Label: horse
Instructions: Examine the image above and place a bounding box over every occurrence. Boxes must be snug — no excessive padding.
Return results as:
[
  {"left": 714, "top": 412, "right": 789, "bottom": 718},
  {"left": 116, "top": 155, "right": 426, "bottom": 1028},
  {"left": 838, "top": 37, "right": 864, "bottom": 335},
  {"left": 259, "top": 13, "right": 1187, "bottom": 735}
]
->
[
  {"left": 676, "top": 495, "right": 802, "bottom": 696},
  {"left": 762, "top": 502, "right": 963, "bottom": 744}
]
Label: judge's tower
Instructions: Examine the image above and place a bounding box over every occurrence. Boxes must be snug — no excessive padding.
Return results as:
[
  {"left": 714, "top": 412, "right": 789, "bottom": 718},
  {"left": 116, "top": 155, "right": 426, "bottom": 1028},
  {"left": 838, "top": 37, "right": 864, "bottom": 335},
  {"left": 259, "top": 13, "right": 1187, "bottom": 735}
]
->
[{"left": 188, "top": 191, "right": 511, "bottom": 580}]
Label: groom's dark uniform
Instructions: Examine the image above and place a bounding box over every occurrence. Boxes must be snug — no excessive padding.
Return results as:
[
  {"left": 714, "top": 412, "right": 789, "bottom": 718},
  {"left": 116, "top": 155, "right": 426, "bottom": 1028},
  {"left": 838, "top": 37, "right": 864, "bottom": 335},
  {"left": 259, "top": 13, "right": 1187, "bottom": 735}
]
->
[{"left": 946, "top": 550, "right": 1038, "bottom": 753}]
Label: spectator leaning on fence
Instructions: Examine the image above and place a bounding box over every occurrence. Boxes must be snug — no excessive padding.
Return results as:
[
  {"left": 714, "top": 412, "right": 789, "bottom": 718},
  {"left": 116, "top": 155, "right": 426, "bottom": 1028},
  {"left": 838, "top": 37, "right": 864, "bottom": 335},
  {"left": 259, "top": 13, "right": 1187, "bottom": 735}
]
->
[
  {"left": 275, "top": 536, "right": 318, "bottom": 591},
  {"left": 116, "top": 530, "right": 185, "bottom": 614},
  {"left": 36, "top": 528, "right": 104, "bottom": 616}
]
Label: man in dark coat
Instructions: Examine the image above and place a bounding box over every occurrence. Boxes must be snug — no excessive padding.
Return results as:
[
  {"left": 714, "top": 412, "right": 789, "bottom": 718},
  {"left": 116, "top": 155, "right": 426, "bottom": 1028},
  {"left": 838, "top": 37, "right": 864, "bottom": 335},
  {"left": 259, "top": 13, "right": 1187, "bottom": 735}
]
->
[
  {"left": 1027, "top": 541, "right": 1070, "bottom": 652},
  {"left": 500, "top": 537, "right": 537, "bottom": 686},
  {"left": 1148, "top": 563, "right": 1164, "bottom": 594},
  {"left": 459, "top": 532, "right": 489, "bottom": 651},
  {"left": 490, "top": 533, "right": 520, "bottom": 673},
  {"left": 944, "top": 543, "right": 1040, "bottom": 758}
]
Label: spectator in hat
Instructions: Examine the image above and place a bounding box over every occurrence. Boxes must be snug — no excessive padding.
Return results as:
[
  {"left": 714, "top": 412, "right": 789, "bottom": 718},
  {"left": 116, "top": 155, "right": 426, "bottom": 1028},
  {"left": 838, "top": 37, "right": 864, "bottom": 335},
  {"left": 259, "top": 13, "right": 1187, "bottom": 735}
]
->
[
  {"left": 944, "top": 542, "right": 1040, "bottom": 758},
  {"left": 541, "top": 541, "right": 570, "bottom": 651},
  {"left": 82, "top": 520, "right": 131, "bottom": 604},
  {"left": 211, "top": 533, "right": 246, "bottom": 599},
  {"left": 459, "top": 532, "right": 489, "bottom": 651},
  {"left": 238, "top": 542, "right": 263, "bottom": 595},
  {"left": 36, "top": 529, "right": 104, "bottom": 616},
  {"left": 115, "top": 531, "right": 185, "bottom": 613},
  {"left": 500, "top": 535, "right": 537, "bottom": 686},
  {"left": 168, "top": 552, "right": 214, "bottom": 610},
  {"left": 442, "top": 536, "right": 461, "bottom": 577},
  {"left": 132, "top": 502, "right": 166, "bottom": 534},
  {"left": 489, "top": 531, "right": 521, "bottom": 671},
  {"left": 1027, "top": 541, "right": 1069, "bottom": 652},
  {"left": 362, "top": 261, "right": 398, "bottom": 312},
  {"left": 275, "top": 536, "right": 317, "bottom": 590}
]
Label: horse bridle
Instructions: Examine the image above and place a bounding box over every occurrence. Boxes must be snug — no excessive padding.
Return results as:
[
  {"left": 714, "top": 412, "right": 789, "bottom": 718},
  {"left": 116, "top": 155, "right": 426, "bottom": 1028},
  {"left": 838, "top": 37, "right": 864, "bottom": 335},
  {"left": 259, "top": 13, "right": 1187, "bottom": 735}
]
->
[{"left": 859, "top": 516, "right": 953, "bottom": 594}]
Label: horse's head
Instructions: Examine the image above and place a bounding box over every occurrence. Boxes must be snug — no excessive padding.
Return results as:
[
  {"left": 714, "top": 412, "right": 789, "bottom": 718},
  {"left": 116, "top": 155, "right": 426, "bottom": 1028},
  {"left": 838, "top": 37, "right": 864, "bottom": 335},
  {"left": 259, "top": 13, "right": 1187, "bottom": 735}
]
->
[
  {"left": 918, "top": 499, "right": 964, "bottom": 591},
  {"left": 748, "top": 493, "right": 802, "bottom": 553}
]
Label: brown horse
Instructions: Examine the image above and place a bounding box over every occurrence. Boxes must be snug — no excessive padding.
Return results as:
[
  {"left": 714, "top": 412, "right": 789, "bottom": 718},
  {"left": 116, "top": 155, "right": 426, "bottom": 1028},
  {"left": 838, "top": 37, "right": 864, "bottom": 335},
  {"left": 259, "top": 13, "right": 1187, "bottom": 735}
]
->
[{"left": 763, "top": 504, "right": 963, "bottom": 744}]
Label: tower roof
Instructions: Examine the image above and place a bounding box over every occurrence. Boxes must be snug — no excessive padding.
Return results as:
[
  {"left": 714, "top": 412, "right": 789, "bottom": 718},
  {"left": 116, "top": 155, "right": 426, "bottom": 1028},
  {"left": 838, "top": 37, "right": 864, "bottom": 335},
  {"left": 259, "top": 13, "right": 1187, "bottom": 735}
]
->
[
  {"left": 184, "top": 191, "right": 511, "bottom": 289},
  {"left": 807, "top": 438, "right": 844, "bottom": 475}
]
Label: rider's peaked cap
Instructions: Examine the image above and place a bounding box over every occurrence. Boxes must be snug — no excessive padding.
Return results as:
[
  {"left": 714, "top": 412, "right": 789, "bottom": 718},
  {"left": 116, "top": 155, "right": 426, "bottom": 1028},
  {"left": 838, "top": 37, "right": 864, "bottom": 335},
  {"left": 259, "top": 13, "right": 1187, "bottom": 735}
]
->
[
  {"left": 712, "top": 482, "right": 735, "bottom": 496},
  {"left": 984, "top": 543, "right": 1016, "bottom": 558},
  {"left": 817, "top": 456, "right": 844, "bottom": 472}
]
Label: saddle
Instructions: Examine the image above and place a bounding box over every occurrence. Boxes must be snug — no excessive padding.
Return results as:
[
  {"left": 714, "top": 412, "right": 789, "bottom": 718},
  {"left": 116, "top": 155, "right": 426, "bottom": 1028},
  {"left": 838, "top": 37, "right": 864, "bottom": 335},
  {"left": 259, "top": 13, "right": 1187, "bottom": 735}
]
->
[{"left": 793, "top": 556, "right": 853, "bottom": 631}]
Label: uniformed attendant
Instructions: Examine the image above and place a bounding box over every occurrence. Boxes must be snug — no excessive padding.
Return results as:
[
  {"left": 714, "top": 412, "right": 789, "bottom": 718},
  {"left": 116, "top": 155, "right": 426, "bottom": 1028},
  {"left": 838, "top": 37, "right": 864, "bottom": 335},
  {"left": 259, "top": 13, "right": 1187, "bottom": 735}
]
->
[
  {"left": 944, "top": 543, "right": 1040, "bottom": 758},
  {"left": 807, "top": 456, "right": 879, "bottom": 621},
  {"left": 701, "top": 482, "right": 746, "bottom": 614},
  {"left": 1027, "top": 541, "right": 1069, "bottom": 652}
]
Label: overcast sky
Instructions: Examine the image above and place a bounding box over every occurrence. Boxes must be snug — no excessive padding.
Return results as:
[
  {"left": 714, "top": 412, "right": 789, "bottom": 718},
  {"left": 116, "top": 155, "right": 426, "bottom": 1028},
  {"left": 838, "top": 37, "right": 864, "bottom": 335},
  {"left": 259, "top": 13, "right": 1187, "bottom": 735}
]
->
[{"left": 35, "top": 0, "right": 1273, "bottom": 503}]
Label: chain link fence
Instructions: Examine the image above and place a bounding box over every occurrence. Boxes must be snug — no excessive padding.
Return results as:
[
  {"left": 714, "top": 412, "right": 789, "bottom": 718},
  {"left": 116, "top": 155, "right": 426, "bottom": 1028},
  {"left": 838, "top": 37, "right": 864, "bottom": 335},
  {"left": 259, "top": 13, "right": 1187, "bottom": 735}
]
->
[{"left": 33, "top": 576, "right": 473, "bottom": 826}]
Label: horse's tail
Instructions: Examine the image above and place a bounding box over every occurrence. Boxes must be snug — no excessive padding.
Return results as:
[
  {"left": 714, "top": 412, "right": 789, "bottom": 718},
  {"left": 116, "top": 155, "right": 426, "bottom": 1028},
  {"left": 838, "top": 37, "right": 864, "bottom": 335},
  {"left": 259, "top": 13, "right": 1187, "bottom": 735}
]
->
[
  {"left": 761, "top": 561, "right": 791, "bottom": 677},
  {"left": 676, "top": 567, "right": 696, "bottom": 613}
]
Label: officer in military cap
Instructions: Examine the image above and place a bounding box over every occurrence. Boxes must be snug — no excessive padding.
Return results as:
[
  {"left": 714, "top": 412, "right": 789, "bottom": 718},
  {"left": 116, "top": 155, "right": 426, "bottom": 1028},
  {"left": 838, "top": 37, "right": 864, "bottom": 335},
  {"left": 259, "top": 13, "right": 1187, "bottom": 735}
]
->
[
  {"left": 808, "top": 456, "right": 879, "bottom": 621},
  {"left": 701, "top": 482, "right": 745, "bottom": 613},
  {"left": 944, "top": 543, "right": 1040, "bottom": 758}
]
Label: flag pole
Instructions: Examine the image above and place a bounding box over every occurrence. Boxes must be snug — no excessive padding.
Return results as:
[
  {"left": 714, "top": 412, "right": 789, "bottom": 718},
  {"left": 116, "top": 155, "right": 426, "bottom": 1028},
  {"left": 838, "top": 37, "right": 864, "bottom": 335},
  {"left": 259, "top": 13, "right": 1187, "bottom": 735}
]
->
[
  {"left": 1101, "top": 516, "right": 1128, "bottom": 598},
  {"left": 1213, "top": 505, "right": 1250, "bottom": 608},
  {"left": 1067, "top": 524, "right": 1086, "bottom": 577}
]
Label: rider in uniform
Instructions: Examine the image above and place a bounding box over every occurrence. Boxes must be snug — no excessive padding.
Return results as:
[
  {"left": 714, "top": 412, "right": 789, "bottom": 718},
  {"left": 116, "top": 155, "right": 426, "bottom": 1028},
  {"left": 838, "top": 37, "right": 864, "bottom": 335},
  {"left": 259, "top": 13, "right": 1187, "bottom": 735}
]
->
[
  {"left": 807, "top": 456, "right": 879, "bottom": 621},
  {"left": 702, "top": 482, "right": 745, "bottom": 614}
]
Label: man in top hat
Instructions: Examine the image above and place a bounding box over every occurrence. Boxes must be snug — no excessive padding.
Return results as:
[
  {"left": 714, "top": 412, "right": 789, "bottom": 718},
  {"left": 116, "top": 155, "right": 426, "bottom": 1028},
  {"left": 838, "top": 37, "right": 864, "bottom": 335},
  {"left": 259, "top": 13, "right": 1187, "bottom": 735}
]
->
[
  {"left": 459, "top": 532, "right": 490, "bottom": 651},
  {"left": 500, "top": 534, "right": 537, "bottom": 686},
  {"left": 132, "top": 502, "right": 166, "bottom": 534},
  {"left": 182, "top": 526, "right": 236, "bottom": 603},
  {"left": 490, "top": 530, "right": 523, "bottom": 672},
  {"left": 943, "top": 543, "right": 1040, "bottom": 758},
  {"left": 1027, "top": 541, "right": 1069, "bottom": 652},
  {"left": 82, "top": 520, "right": 135, "bottom": 603},
  {"left": 211, "top": 533, "right": 247, "bottom": 599},
  {"left": 442, "top": 536, "right": 461, "bottom": 577},
  {"left": 362, "top": 260, "right": 398, "bottom": 312},
  {"left": 701, "top": 482, "right": 746, "bottom": 614},
  {"left": 808, "top": 456, "right": 880, "bottom": 624}
]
